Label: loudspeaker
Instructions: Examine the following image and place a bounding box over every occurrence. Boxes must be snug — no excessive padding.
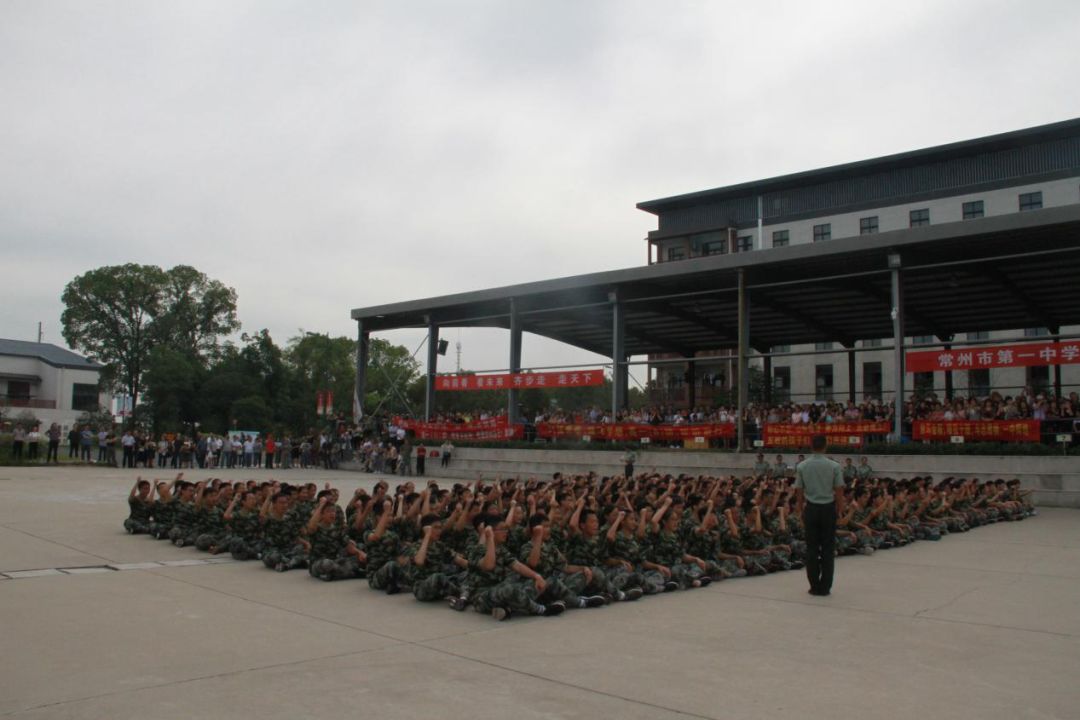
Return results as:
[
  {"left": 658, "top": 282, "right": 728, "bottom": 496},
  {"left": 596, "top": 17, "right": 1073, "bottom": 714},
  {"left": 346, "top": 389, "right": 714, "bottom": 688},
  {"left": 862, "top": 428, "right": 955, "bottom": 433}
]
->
[{"left": 437, "top": 339, "right": 449, "bottom": 356}]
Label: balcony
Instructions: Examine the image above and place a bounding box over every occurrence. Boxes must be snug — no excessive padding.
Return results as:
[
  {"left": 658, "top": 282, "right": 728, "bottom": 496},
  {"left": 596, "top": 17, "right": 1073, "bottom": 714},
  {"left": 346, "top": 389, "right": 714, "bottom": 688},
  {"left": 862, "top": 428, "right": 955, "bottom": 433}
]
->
[{"left": 0, "top": 396, "right": 56, "bottom": 409}]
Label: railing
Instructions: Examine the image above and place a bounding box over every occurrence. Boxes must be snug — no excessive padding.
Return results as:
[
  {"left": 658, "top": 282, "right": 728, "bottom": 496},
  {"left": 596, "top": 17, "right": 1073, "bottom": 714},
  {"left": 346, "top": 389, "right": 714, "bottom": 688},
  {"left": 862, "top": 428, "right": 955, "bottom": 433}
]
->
[{"left": 0, "top": 397, "right": 56, "bottom": 409}]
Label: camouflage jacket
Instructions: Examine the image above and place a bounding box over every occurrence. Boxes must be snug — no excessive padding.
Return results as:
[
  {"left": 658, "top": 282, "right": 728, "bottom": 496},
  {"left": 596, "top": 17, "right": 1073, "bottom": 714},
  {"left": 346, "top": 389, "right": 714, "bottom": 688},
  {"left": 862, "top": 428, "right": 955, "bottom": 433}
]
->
[{"left": 518, "top": 540, "right": 567, "bottom": 578}]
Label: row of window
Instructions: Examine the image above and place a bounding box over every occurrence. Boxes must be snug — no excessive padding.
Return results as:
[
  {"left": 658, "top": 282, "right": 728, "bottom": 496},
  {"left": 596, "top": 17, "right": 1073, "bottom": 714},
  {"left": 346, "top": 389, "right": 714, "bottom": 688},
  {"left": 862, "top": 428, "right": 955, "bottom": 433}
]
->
[
  {"left": 663, "top": 189, "right": 1047, "bottom": 260},
  {"left": 778, "top": 191, "right": 1044, "bottom": 247},
  {"left": 772, "top": 364, "right": 1051, "bottom": 401},
  {"left": 770, "top": 329, "right": 1047, "bottom": 355}
]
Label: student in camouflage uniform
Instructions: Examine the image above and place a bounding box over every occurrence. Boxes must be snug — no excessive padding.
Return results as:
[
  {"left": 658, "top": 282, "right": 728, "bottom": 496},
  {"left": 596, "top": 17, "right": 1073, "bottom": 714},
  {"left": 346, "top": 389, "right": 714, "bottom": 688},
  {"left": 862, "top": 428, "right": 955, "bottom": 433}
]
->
[
  {"left": 124, "top": 477, "right": 154, "bottom": 534},
  {"left": 167, "top": 482, "right": 200, "bottom": 547},
  {"left": 605, "top": 508, "right": 667, "bottom": 594},
  {"left": 365, "top": 499, "right": 407, "bottom": 593},
  {"left": 519, "top": 514, "right": 607, "bottom": 609},
  {"left": 644, "top": 498, "right": 711, "bottom": 589},
  {"left": 217, "top": 490, "right": 263, "bottom": 560},
  {"left": 460, "top": 517, "right": 562, "bottom": 620},
  {"left": 193, "top": 484, "right": 228, "bottom": 552},
  {"left": 565, "top": 499, "right": 642, "bottom": 601},
  {"left": 261, "top": 489, "right": 308, "bottom": 572},
  {"left": 407, "top": 515, "right": 468, "bottom": 602},
  {"left": 305, "top": 494, "right": 366, "bottom": 581}
]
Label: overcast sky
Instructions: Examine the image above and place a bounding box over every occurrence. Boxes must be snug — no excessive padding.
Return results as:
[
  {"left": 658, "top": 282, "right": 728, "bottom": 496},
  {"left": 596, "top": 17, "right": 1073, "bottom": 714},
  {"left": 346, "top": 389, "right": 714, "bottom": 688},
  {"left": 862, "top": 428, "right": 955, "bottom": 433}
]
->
[{"left": 2, "top": 0, "right": 1078, "bottom": 385}]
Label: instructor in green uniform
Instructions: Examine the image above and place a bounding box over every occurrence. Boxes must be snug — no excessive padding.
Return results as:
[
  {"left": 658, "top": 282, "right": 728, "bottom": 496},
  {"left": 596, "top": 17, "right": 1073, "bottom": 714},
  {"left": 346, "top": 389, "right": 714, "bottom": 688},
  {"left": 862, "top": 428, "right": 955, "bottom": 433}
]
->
[{"left": 794, "top": 435, "right": 845, "bottom": 596}]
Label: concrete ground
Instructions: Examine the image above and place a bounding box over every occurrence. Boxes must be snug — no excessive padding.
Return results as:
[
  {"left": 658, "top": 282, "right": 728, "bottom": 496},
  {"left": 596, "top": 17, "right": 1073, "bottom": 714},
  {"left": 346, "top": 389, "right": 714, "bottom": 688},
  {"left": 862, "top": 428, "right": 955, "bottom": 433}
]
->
[{"left": 1, "top": 465, "right": 1078, "bottom": 720}]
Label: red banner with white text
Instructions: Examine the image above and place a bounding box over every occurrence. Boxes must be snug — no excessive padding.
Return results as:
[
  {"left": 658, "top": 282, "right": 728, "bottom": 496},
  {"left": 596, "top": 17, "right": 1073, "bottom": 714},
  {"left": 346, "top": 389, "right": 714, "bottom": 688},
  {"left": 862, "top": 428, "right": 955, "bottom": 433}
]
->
[
  {"left": 395, "top": 416, "right": 523, "bottom": 441},
  {"left": 536, "top": 422, "right": 735, "bottom": 442},
  {"left": 912, "top": 420, "right": 1040, "bottom": 442},
  {"left": 906, "top": 341, "right": 1080, "bottom": 373},
  {"left": 434, "top": 370, "right": 605, "bottom": 391},
  {"left": 762, "top": 422, "right": 891, "bottom": 448}
]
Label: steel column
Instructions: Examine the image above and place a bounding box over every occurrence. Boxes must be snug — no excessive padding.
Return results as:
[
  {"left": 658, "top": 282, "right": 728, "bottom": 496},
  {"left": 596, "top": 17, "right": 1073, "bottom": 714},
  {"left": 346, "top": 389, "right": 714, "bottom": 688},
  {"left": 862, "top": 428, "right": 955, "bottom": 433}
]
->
[
  {"left": 763, "top": 353, "right": 772, "bottom": 407},
  {"left": 847, "top": 346, "right": 856, "bottom": 403},
  {"left": 425, "top": 318, "right": 439, "bottom": 421},
  {"left": 737, "top": 269, "right": 750, "bottom": 451},
  {"left": 612, "top": 294, "right": 627, "bottom": 417},
  {"left": 508, "top": 298, "right": 522, "bottom": 423},
  {"left": 890, "top": 256, "right": 905, "bottom": 441}
]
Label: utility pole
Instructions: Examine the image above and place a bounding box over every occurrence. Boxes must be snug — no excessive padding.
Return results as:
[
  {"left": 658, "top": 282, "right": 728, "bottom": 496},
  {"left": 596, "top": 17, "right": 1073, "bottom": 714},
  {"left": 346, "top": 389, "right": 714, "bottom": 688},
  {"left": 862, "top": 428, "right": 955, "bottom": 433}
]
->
[
  {"left": 455, "top": 340, "right": 462, "bottom": 373},
  {"left": 37, "top": 322, "right": 43, "bottom": 343}
]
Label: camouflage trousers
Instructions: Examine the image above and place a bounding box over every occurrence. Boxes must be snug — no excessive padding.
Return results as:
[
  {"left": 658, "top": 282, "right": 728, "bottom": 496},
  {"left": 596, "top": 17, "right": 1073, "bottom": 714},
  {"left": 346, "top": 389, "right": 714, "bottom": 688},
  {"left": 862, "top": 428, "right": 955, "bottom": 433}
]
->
[
  {"left": 562, "top": 566, "right": 618, "bottom": 597},
  {"left": 194, "top": 532, "right": 225, "bottom": 552},
  {"left": 413, "top": 572, "right": 465, "bottom": 602},
  {"left": 227, "top": 537, "right": 264, "bottom": 561},
  {"left": 167, "top": 526, "right": 198, "bottom": 547},
  {"left": 669, "top": 562, "right": 705, "bottom": 589},
  {"left": 607, "top": 566, "right": 661, "bottom": 594},
  {"left": 708, "top": 558, "right": 748, "bottom": 579},
  {"left": 368, "top": 561, "right": 408, "bottom": 592},
  {"left": 148, "top": 521, "right": 172, "bottom": 540},
  {"left": 741, "top": 553, "right": 772, "bottom": 576},
  {"left": 124, "top": 518, "right": 151, "bottom": 535},
  {"left": 309, "top": 555, "right": 363, "bottom": 581},
  {"left": 262, "top": 546, "right": 309, "bottom": 571},
  {"left": 472, "top": 577, "right": 543, "bottom": 615}
]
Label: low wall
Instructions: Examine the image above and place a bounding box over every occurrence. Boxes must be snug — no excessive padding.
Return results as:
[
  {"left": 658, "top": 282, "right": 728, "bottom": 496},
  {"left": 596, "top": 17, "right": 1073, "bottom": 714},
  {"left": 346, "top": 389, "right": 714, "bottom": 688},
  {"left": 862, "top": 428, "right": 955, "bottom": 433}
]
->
[{"left": 344, "top": 447, "right": 1080, "bottom": 508}]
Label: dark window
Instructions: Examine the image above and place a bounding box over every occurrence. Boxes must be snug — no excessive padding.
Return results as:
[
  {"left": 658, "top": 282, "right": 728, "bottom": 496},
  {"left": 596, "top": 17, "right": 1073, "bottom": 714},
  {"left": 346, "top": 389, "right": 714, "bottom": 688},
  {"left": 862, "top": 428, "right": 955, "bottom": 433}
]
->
[
  {"left": 913, "top": 335, "right": 935, "bottom": 345},
  {"left": 771, "top": 345, "right": 791, "bottom": 354},
  {"left": 962, "top": 200, "right": 984, "bottom": 219},
  {"left": 1019, "top": 191, "right": 1042, "bottom": 211},
  {"left": 1027, "top": 365, "right": 1050, "bottom": 395},
  {"left": 815, "top": 342, "right": 834, "bottom": 351},
  {"left": 1025, "top": 327, "right": 1050, "bottom": 337},
  {"left": 700, "top": 238, "right": 727, "bottom": 256},
  {"left": 863, "top": 361, "right": 882, "bottom": 399},
  {"left": 914, "top": 372, "right": 935, "bottom": 397},
  {"left": 72, "top": 383, "right": 98, "bottom": 412},
  {"left": 773, "top": 366, "right": 791, "bottom": 403},
  {"left": 815, "top": 364, "right": 834, "bottom": 401},
  {"left": 859, "top": 216, "right": 878, "bottom": 234},
  {"left": 736, "top": 236, "right": 753, "bottom": 252},
  {"left": 813, "top": 224, "right": 831, "bottom": 242},
  {"left": 666, "top": 246, "right": 686, "bottom": 262},
  {"left": 909, "top": 208, "right": 930, "bottom": 227},
  {"left": 968, "top": 369, "right": 990, "bottom": 398},
  {"left": 7, "top": 381, "right": 30, "bottom": 400},
  {"left": 772, "top": 230, "right": 789, "bottom": 247},
  {"left": 862, "top": 338, "right": 881, "bottom": 348},
  {"left": 967, "top": 331, "right": 989, "bottom": 341}
]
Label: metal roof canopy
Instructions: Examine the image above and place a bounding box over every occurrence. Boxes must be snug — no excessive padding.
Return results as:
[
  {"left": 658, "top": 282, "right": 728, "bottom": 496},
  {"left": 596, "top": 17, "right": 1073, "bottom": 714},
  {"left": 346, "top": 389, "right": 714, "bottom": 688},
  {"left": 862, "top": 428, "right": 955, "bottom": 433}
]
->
[{"left": 351, "top": 205, "right": 1080, "bottom": 358}]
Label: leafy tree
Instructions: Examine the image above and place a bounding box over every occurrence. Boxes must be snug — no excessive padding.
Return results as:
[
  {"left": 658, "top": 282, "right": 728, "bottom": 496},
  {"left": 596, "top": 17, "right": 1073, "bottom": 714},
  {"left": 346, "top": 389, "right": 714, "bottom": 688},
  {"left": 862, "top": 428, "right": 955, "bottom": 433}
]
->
[
  {"left": 231, "top": 395, "right": 272, "bottom": 430},
  {"left": 143, "top": 347, "right": 203, "bottom": 433},
  {"left": 61, "top": 264, "right": 238, "bottom": 427}
]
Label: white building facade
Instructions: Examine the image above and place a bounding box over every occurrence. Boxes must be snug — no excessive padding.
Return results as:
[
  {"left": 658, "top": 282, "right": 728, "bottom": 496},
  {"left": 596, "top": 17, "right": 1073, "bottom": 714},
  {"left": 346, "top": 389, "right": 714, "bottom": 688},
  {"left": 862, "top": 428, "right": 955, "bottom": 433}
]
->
[
  {"left": 639, "top": 119, "right": 1080, "bottom": 405},
  {"left": 0, "top": 339, "right": 110, "bottom": 430}
]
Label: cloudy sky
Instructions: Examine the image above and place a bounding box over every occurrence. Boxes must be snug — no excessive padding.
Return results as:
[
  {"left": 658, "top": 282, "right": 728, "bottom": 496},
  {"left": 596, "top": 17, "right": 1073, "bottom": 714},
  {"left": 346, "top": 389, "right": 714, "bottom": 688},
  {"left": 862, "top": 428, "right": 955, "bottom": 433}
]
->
[{"left": 2, "top": 0, "right": 1078, "bottom": 383}]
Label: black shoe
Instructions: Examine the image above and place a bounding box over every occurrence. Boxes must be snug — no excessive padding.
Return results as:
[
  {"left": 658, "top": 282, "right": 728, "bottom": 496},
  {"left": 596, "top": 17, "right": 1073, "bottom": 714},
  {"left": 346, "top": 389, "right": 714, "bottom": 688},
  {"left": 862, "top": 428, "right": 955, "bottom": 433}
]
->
[
  {"left": 624, "top": 587, "right": 644, "bottom": 601},
  {"left": 386, "top": 582, "right": 400, "bottom": 595},
  {"left": 808, "top": 588, "right": 831, "bottom": 596},
  {"left": 663, "top": 581, "right": 679, "bottom": 592},
  {"left": 448, "top": 596, "right": 467, "bottom": 611},
  {"left": 546, "top": 601, "right": 566, "bottom": 616},
  {"left": 584, "top": 595, "right": 607, "bottom": 608},
  {"left": 698, "top": 576, "right": 712, "bottom": 587}
]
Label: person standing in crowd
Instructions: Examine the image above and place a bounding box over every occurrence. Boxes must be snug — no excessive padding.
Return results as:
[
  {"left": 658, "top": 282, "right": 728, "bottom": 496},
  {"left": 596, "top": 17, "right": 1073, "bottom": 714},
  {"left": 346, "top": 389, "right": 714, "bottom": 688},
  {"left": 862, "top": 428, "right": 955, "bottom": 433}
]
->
[
  {"left": 622, "top": 448, "right": 636, "bottom": 479},
  {"left": 97, "top": 428, "right": 108, "bottom": 463},
  {"left": 794, "top": 434, "right": 845, "bottom": 597},
  {"left": 46, "top": 423, "right": 62, "bottom": 463},
  {"left": 440, "top": 439, "right": 454, "bottom": 468},
  {"left": 67, "top": 425, "right": 79, "bottom": 459},
  {"left": 416, "top": 443, "right": 427, "bottom": 476},
  {"left": 281, "top": 436, "right": 293, "bottom": 469},
  {"left": 265, "top": 434, "right": 276, "bottom": 469},
  {"left": 399, "top": 437, "right": 413, "bottom": 477},
  {"left": 121, "top": 430, "right": 136, "bottom": 468},
  {"left": 80, "top": 425, "right": 94, "bottom": 462},
  {"left": 105, "top": 428, "right": 118, "bottom": 467},
  {"left": 11, "top": 424, "right": 26, "bottom": 462},
  {"left": 26, "top": 425, "right": 41, "bottom": 461}
]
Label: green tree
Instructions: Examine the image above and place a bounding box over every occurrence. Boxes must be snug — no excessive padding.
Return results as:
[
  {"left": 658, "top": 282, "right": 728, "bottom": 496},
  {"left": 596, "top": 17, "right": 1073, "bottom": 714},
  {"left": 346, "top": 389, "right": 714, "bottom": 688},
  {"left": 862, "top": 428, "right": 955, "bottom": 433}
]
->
[
  {"left": 143, "top": 347, "right": 203, "bottom": 433},
  {"left": 61, "top": 264, "right": 238, "bottom": 428}
]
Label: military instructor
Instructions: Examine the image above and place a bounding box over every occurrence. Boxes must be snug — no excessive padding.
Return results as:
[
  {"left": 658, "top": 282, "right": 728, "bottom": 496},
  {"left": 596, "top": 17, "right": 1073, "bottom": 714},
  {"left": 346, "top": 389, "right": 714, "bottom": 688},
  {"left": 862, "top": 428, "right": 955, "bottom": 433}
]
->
[{"left": 794, "top": 434, "right": 845, "bottom": 596}]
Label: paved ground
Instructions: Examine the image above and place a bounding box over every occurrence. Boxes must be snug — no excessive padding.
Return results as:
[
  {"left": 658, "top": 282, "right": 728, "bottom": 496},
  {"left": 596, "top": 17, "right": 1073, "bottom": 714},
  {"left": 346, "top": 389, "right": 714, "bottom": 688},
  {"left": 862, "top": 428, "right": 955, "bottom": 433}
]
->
[{"left": 1, "top": 465, "right": 1078, "bottom": 720}]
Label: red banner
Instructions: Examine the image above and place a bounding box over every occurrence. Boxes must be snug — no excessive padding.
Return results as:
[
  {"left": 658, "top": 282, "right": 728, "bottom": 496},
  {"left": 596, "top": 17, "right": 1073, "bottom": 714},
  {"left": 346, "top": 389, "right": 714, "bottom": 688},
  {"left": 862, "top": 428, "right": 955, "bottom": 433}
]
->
[
  {"left": 396, "top": 416, "right": 523, "bottom": 441},
  {"left": 536, "top": 422, "right": 735, "bottom": 442},
  {"left": 912, "top": 420, "right": 1040, "bottom": 442},
  {"left": 906, "top": 341, "right": 1080, "bottom": 373},
  {"left": 762, "top": 422, "right": 891, "bottom": 448},
  {"left": 435, "top": 370, "right": 605, "bottom": 392}
]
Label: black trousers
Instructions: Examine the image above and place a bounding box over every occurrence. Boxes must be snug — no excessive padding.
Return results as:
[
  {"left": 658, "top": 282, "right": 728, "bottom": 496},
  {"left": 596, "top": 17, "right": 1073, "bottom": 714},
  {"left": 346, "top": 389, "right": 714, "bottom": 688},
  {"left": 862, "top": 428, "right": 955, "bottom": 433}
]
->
[{"left": 803, "top": 501, "right": 837, "bottom": 593}]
